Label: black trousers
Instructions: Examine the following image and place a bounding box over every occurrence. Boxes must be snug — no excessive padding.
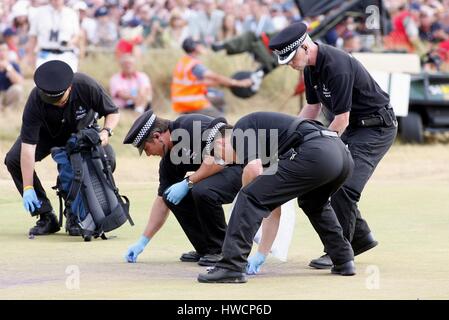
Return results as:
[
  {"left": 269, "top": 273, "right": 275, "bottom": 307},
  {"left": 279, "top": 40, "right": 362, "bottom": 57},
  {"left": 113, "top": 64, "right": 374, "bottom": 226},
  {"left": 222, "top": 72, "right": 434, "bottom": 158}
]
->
[
  {"left": 4, "top": 135, "right": 116, "bottom": 216},
  {"left": 332, "top": 124, "right": 397, "bottom": 245},
  {"left": 216, "top": 136, "right": 355, "bottom": 272},
  {"left": 162, "top": 165, "right": 243, "bottom": 255}
]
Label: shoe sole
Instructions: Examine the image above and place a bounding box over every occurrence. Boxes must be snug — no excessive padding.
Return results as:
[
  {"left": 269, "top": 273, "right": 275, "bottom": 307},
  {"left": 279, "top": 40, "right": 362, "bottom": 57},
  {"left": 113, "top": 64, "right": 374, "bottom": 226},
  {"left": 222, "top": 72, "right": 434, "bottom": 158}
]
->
[
  {"left": 331, "top": 269, "right": 356, "bottom": 276},
  {"left": 197, "top": 276, "right": 247, "bottom": 284},
  {"left": 180, "top": 257, "right": 201, "bottom": 262},
  {"left": 354, "top": 240, "right": 378, "bottom": 256},
  {"left": 29, "top": 227, "right": 61, "bottom": 236},
  {"left": 308, "top": 261, "right": 333, "bottom": 269},
  {"left": 198, "top": 260, "right": 220, "bottom": 267}
]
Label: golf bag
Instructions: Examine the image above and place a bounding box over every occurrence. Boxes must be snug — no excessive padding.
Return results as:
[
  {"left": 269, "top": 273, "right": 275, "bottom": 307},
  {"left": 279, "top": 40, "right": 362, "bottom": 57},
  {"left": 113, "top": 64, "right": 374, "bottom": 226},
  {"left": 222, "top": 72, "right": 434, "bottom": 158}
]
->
[{"left": 51, "top": 113, "right": 133, "bottom": 241}]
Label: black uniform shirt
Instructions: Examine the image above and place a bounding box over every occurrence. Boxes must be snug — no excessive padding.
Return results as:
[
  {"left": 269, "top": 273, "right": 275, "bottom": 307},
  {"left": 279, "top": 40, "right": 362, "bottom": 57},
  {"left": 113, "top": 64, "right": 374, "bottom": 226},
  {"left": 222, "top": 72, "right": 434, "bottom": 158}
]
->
[
  {"left": 21, "top": 73, "right": 118, "bottom": 145},
  {"left": 304, "top": 43, "right": 389, "bottom": 122},
  {"left": 231, "top": 112, "right": 317, "bottom": 166},
  {"left": 157, "top": 114, "right": 215, "bottom": 196}
]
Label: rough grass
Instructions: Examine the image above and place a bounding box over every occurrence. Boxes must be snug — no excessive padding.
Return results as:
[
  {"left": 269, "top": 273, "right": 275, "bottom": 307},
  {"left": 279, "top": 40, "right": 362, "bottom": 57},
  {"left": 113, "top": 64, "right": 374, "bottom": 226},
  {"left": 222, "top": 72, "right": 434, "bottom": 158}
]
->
[
  {"left": 1, "top": 144, "right": 449, "bottom": 299},
  {"left": 1, "top": 53, "right": 449, "bottom": 299}
]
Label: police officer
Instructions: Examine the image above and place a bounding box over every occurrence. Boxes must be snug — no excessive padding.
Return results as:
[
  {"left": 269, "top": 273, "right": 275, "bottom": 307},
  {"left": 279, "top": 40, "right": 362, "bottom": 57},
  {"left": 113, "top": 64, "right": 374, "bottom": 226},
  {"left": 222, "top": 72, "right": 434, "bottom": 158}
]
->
[
  {"left": 268, "top": 22, "right": 398, "bottom": 269},
  {"left": 4, "top": 60, "right": 119, "bottom": 236},
  {"left": 198, "top": 111, "right": 356, "bottom": 283},
  {"left": 123, "top": 111, "right": 242, "bottom": 266}
]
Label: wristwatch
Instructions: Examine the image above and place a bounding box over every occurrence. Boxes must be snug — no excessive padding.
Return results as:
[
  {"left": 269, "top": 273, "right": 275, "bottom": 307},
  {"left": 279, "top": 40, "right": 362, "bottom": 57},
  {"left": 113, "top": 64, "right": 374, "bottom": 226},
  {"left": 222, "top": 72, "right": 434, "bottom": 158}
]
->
[
  {"left": 101, "top": 127, "right": 113, "bottom": 137},
  {"left": 186, "top": 177, "right": 194, "bottom": 189}
]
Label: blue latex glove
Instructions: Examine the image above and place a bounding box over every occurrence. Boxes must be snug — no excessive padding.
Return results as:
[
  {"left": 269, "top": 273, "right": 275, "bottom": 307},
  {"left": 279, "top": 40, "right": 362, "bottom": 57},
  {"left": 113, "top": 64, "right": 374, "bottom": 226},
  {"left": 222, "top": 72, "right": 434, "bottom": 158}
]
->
[
  {"left": 246, "top": 252, "right": 267, "bottom": 275},
  {"left": 125, "top": 235, "right": 150, "bottom": 263},
  {"left": 23, "top": 188, "right": 41, "bottom": 213},
  {"left": 164, "top": 179, "right": 189, "bottom": 205}
]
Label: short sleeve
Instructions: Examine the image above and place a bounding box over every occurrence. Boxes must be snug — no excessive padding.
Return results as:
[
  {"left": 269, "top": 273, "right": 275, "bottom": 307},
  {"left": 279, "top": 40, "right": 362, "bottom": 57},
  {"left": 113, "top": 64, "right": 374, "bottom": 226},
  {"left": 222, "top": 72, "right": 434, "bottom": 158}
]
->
[{"left": 329, "top": 74, "right": 353, "bottom": 115}]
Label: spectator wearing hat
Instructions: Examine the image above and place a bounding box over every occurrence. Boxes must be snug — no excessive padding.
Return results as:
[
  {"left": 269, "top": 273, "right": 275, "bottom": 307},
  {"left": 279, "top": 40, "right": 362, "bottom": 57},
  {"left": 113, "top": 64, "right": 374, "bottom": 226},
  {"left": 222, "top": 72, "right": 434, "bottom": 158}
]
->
[
  {"left": 115, "top": 18, "right": 144, "bottom": 58},
  {"left": 109, "top": 54, "right": 152, "bottom": 113},
  {"left": 171, "top": 37, "right": 252, "bottom": 118},
  {"left": 0, "top": 39, "right": 23, "bottom": 111},
  {"left": 92, "top": 5, "right": 118, "bottom": 49},
  {"left": 28, "top": 0, "right": 80, "bottom": 71},
  {"left": 2, "top": 28, "right": 20, "bottom": 62},
  {"left": 73, "top": 1, "right": 96, "bottom": 58},
  {"left": 4, "top": 60, "right": 120, "bottom": 237},
  {"left": 11, "top": 2, "right": 31, "bottom": 64}
]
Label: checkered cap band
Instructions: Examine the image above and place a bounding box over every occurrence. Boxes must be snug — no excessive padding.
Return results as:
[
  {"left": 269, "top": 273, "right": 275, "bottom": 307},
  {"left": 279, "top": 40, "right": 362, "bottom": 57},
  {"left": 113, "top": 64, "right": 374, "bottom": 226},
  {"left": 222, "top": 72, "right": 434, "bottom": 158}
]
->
[
  {"left": 132, "top": 113, "right": 156, "bottom": 147},
  {"left": 205, "top": 122, "right": 226, "bottom": 155},
  {"left": 273, "top": 33, "right": 307, "bottom": 56}
]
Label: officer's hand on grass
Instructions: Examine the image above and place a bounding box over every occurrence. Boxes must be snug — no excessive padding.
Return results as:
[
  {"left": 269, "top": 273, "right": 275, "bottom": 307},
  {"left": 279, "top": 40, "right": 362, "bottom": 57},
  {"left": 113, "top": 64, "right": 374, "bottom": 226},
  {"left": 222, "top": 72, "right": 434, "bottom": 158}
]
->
[
  {"left": 23, "top": 187, "right": 41, "bottom": 214},
  {"left": 125, "top": 236, "right": 150, "bottom": 263},
  {"left": 246, "top": 252, "right": 266, "bottom": 275},
  {"left": 164, "top": 179, "right": 189, "bottom": 205}
]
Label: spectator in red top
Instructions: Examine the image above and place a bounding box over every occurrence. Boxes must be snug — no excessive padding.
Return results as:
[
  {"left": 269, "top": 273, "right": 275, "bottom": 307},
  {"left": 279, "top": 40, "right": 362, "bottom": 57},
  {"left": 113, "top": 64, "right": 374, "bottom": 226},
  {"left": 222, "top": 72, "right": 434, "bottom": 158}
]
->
[{"left": 109, "top": 54, "right": 152, "bottom": 113}]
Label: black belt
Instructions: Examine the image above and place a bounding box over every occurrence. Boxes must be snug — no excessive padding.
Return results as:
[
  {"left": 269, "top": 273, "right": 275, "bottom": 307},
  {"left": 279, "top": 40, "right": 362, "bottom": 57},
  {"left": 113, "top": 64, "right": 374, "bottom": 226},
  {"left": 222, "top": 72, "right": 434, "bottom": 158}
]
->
[
  {"left": 41, "top": 48, "right": 74, "bottom": 54},
  {"left": 351, "top": 105, "right": 397, "bottom": 128},
  {"left": 303, "top": 130, "right": 339, "bottom": 142}
]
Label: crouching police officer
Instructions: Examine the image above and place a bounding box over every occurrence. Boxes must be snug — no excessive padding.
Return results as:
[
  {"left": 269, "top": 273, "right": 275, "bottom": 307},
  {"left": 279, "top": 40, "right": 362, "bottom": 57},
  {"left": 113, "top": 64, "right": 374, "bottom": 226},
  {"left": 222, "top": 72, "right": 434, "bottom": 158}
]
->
[
  {"left": 198, "top": 111, "right": 355, "bottom": 283},
  {"left": 268, "top": 22, "right": 398, "bottom": 269},
  {"left": 4, "top": 60, "right": 120, "bottom": 236},
  {"left": 123, "top": 111, "right": 242, "bottom": 266}
]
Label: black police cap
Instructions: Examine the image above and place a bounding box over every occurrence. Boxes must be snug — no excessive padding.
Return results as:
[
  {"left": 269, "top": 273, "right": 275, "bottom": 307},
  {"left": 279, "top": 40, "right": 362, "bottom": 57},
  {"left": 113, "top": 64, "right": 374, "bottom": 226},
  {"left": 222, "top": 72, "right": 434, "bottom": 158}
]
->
[
  {"left": 123, "top": 110, "right": 157, "bottom": 154},
  {"left": 34, "top": 60, "right": 74, "bottom": 104},
  {"left": 269, "top": 22, "right": 308, "bottom": 65}
]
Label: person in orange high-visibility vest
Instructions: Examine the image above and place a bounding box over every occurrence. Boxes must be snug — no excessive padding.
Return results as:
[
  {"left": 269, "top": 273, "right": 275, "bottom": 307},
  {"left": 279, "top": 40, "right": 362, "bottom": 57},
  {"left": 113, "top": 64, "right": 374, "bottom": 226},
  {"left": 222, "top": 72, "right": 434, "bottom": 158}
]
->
[{"left": 171, "top": 37, "right": 252, "bottom": 118}]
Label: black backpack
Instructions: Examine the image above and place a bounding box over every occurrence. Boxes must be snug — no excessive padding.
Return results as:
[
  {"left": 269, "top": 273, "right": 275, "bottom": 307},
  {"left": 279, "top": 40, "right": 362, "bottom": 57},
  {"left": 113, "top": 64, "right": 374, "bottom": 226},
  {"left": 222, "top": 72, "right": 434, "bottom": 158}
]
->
[{"left": 51, "top": 112, "right": 133, "bottom": 241}]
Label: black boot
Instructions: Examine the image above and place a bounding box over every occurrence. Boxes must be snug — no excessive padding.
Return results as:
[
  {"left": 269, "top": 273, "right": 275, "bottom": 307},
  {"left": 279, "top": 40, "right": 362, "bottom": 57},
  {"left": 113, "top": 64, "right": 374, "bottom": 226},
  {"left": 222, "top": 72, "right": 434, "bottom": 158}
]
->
[
  {"left": 198, "top": 267, "right": 247, "bottom": 283},
  {"left": 352, "top": 232, "right": 378, "bottom": 256},
  {"left": 29, "top": 212, "right": 60, "bottom": 236},
  {"left": 198, "top": 253, "right": 222, "bottom": 266},
  {"left": 211, "top": 42, "right": 225, "bottom": 52},
  {"left": 65, "top": 214, "right": 82, "bottom": 236},
  {"left": 180, "top": 251, "right": 203, "bottom": 262},
  {"left": 331, "top": 261, "right": 356, "bottom": 276},
  {"left": 309, "top": 254, "right": 333, "bottom": 269}
]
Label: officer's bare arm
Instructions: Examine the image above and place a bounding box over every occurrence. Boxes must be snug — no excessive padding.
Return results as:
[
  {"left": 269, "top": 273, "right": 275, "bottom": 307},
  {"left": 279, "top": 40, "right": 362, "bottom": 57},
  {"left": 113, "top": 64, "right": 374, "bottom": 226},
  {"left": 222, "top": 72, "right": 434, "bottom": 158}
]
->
[
  {"left": 142, "top": 196, "right": 170, "bottom": 239},
  {"left": 258, "top": 208, "right": 281, "bottom": 255},
  {"left": 103, "top": 112, "right": 120, "bottom": 131},
  {"left": 20, "top": 143, "right": 37, "bottom": 188},
  {"left": 242, "top": 160, "right": 281, "bottom": 255},
  {"left": 328, "top": 111, "right": 350, "bottom": 136},
  {"left": 189, "top": 155, "right": 224, "bottom": 184},
  {"left": 298, "top": 103, "right": 321, "bottom": 119}
]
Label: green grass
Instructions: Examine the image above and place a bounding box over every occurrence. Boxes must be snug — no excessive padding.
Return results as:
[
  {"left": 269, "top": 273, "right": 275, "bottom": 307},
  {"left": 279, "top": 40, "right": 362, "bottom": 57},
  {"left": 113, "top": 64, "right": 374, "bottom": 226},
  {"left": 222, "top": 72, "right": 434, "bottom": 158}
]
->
[
  {"left": 1, "top": 144, "right": 449, "bottom": 299},
  {"left": 1, "top": 53, "right": 449, "bottom": 299}
]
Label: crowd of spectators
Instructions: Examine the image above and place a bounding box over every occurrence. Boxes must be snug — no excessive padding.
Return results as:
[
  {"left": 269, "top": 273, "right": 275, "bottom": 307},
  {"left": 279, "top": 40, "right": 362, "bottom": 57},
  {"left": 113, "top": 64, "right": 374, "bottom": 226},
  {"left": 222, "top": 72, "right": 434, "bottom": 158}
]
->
[{"left": 0, "top": 0, "right": 448, "bottom": 112}]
